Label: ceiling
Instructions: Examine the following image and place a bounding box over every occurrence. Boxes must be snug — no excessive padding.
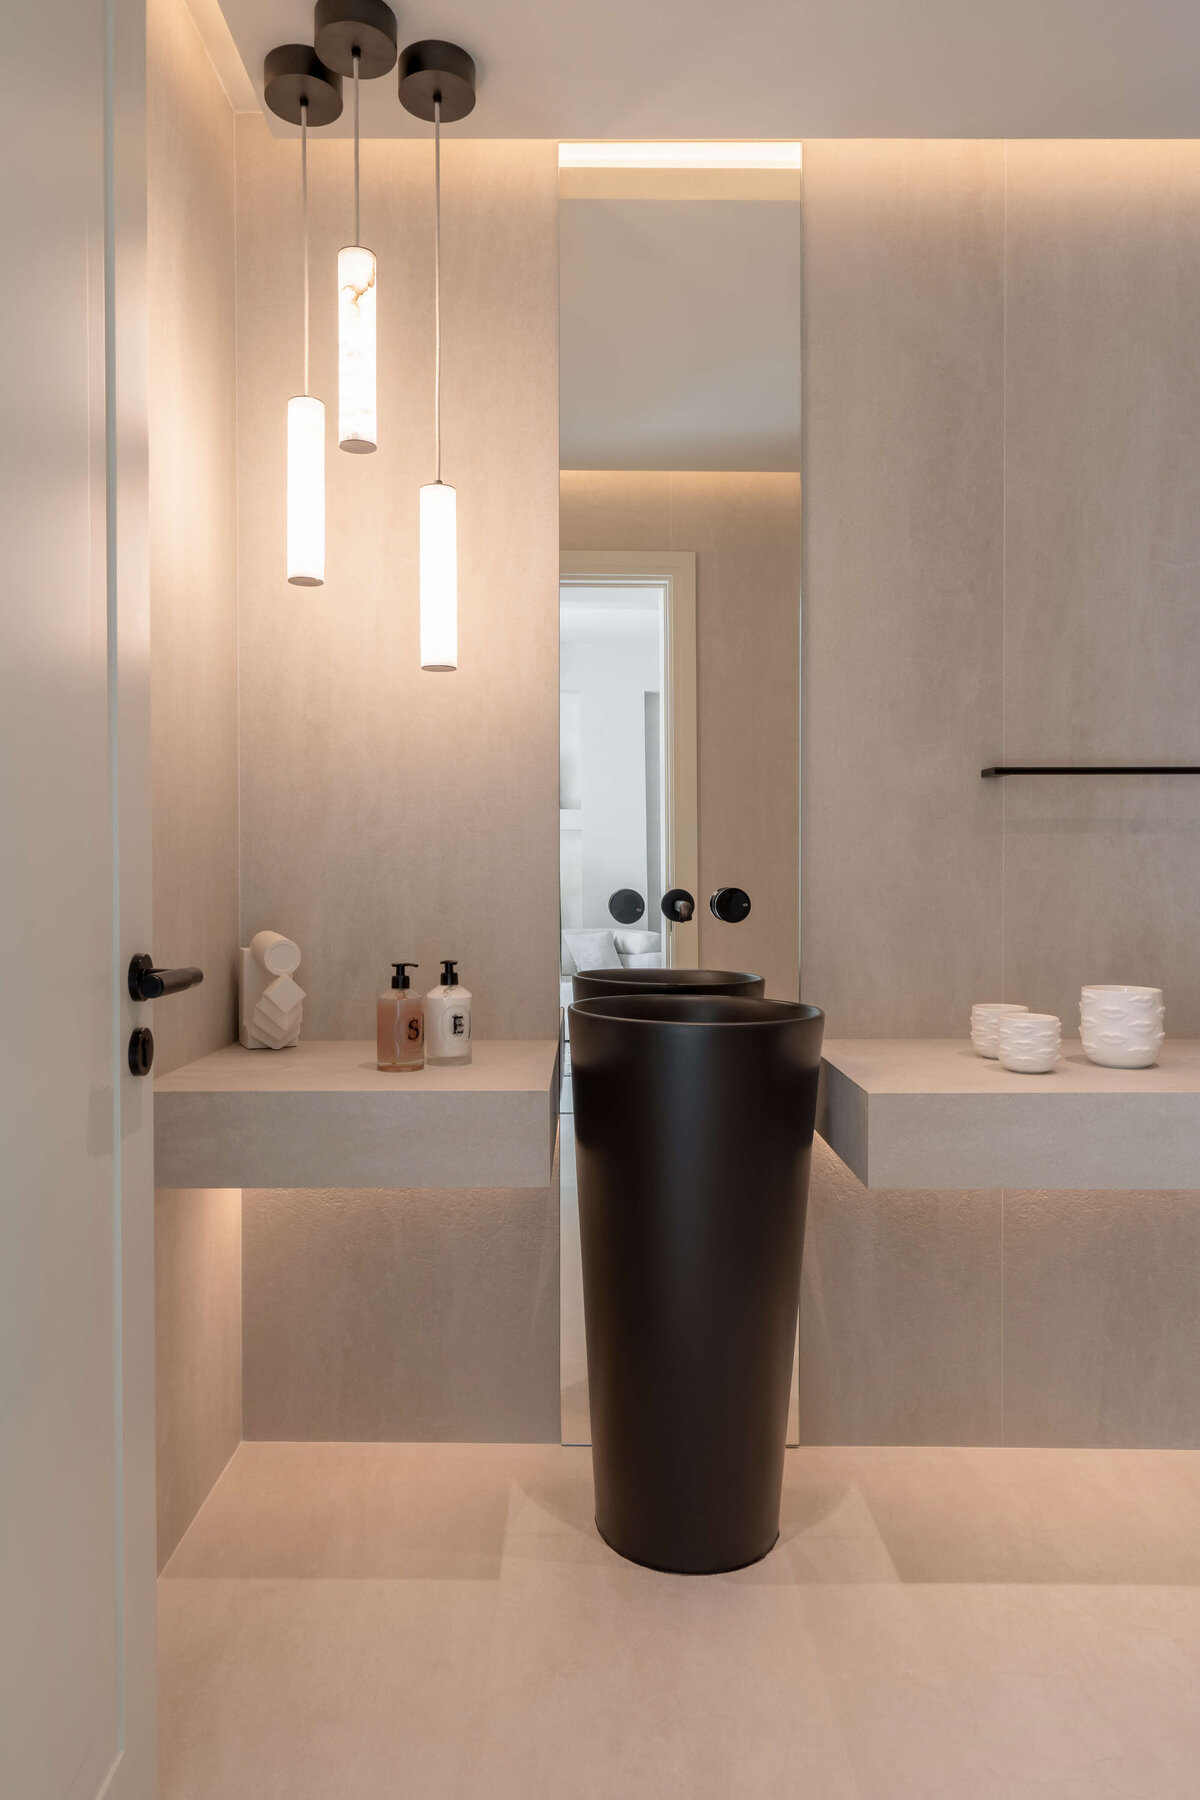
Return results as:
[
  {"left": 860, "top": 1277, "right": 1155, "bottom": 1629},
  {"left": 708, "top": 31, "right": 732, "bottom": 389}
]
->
[
  {"left": 210, "top": 0, "right": 1200, "bottom": 138},
  {"left": 559, "top": 198, "right": 801, "bottom": 472}
]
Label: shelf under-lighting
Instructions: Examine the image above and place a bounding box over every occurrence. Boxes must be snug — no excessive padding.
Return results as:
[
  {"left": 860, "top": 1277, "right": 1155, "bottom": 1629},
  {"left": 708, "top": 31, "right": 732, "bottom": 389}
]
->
[{"left": 558, "top": 141, "right": 803, "bottom": 171}]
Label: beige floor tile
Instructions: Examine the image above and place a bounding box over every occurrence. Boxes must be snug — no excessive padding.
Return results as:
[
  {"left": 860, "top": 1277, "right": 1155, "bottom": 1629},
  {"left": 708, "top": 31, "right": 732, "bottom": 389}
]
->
[
  {"left": 159, "top": 1576, "right": 498, "bottom": 1800},
  {"left": 163, "top": 1440, "right": 538, "bottom": 1580},
  {"left": 468, "top": 1482, "right": 860, "bottom": 1800},
  {"left": 799, "top": 1583, "right": 1200, "bottom": 1800}
]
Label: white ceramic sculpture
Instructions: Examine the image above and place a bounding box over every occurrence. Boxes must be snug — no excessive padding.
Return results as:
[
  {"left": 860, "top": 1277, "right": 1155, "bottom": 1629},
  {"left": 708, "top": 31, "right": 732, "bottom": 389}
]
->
[
  {"left": 240, "top": 929, "right": 305, "bottom": 1049},
  {"left": 970, "top": 1002, "right": 1029, "bottom": 1059},
  {"left": 1080, "top": 985, "right": 1164, "bottom": 1069},
  {"left": 998, "top": 1012, "right": 1061, "bottom": 1074}
]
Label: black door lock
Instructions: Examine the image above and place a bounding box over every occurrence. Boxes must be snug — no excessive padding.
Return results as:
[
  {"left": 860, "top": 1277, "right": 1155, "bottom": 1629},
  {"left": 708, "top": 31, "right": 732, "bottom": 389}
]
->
[
  {"left": 661, "top": 889, "right": 695, "bottom": 923},
  {"left": 128, "top": 1026, "right": 155, "bottom": 1077}
]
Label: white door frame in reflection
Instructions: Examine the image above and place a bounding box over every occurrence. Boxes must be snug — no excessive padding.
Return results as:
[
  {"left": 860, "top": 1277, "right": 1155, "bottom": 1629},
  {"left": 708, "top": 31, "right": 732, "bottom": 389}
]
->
[{"left": 560, "top": 550, "right": 698, "bottom": 966}]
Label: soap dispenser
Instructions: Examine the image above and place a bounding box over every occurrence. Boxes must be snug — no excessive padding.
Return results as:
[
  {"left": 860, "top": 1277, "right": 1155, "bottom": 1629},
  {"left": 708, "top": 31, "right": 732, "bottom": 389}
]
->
[
  {"left": 377, "top": 963, "right": 424, "bottom": 1071},
  {"left": 426, "top": 959, "right": 472, "bottom": 1066}
]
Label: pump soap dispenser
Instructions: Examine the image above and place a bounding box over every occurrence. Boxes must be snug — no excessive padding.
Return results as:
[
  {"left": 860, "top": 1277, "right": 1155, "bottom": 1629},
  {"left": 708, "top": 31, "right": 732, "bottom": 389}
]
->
[
  {"left": 426, "top": 960, "right": 472, "bottom": 1066},
  {"left": 377, "top": 963, "right": 424, "bottom": 1072}
]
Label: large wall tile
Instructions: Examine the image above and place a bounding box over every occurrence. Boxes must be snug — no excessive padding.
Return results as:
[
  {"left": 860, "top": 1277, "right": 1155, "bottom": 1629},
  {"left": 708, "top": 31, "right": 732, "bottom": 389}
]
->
[
  {"left": 236, "top": 127, "right": 560, "bottom": 1042},
  {"left": 1003, "top": 1188, "right": 1200, "bottom": 1447},
  {"left": 1001, "top": 141, "right": 1200, "bottom": 1035},
  {"left": 242, "top": 1165, "right": 560, "bottom": 1443},
  {"left": 1001, "top": 774, "right": 1200, "bottom": 1033},
  {"left": 801, "top": 141, "right": 1006, "bottom": 1035},
  {"left": 148, "top": 0, "right": 240, "bottom": 1071},
  {"left": 1003, "top": 141, "right": 1200, "bottom": 764},
  {"left": 798, "top": 1138, "right": 1003, "bottom": 1445},
  {"left": 155, "top": 1188, "right": 241, "bottom": 1569}
]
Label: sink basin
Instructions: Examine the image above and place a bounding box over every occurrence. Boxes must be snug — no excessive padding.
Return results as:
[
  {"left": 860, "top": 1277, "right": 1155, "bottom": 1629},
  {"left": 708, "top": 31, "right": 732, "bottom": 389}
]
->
[
  {"left": 569, "top": 992, "right": 824, "bottom": 1574},
  {"left": 571, "top": 966, "right": 764, "bottom": 1003}
]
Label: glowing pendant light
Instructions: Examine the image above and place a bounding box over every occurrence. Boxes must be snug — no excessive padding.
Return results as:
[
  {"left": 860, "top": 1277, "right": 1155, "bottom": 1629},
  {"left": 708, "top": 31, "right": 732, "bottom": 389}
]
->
[
  {"left": 337, "top": 57, "right": 377, "bottom": 453},
  {"left": 263, "top": 44, "right": 343, "bottom": 587},
  {"left": 399, "top": 40, "right": 476, "bottom": 672},
  {"left": 313, "top": 2, "right": 399, "bottom": 453},
  {"left": 288, "top": 108, "right": 325, "bottom": 584}
]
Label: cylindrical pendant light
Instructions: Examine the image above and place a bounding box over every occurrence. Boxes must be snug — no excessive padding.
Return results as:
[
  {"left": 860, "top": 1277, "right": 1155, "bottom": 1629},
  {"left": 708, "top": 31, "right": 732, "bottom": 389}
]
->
[
  {"left": 419, "top": 478, "right": 457, "bottom": 669},
  {"left": 287, "top": 392, "right": 325, "bottom": 586},
  {"left": 263, "top": 45, "right": 342, "bottom": 587},
  {"left": 313, "top": 2, "right": 397, "bottom": 454},
  {"left": 289, "top": 107, "right": 325, "bottom": 583},
  {"left": 399, "top": 40, "right": 476, "bottom": 672}
]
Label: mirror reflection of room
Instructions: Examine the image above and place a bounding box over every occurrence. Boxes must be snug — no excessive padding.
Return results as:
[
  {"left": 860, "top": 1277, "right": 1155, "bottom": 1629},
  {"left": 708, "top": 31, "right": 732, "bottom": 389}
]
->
[{"left": 558, "top": 148, "right": 802, "bottom": 1000}]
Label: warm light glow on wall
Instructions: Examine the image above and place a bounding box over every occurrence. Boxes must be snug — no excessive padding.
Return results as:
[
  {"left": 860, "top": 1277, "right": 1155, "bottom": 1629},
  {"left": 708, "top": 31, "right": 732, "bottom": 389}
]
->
[
  {"left": 287, "top": 394, "right": 325, "bottom": 585},
  {"left": 338, "top": 244, "right": 377, "bottom": 451},
  {"left": 420, "top": 481, "right": 457, "bottom": 670},
  {"left": 558, "top": 141, "right": 803, "bottom": 171}
]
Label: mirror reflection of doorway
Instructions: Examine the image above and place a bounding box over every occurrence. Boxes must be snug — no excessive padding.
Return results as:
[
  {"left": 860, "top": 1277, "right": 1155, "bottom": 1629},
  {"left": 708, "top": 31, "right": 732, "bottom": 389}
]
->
[
  {"left": 559, "top": 553, "right": 698, "bottom": 996},
  {"left": 559, "top": 582, "right": 665, "bottom": 971}
]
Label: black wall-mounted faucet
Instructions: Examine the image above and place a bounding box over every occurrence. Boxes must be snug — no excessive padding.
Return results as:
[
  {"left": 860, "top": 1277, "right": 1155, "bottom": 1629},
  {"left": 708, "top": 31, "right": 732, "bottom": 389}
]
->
[{"left": 661, "top": 889, "right": 695, "bottom": 923}]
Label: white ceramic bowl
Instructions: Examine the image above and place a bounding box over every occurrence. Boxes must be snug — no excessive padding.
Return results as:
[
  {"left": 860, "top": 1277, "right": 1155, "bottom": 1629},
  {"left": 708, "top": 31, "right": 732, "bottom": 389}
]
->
[
  {"left": 970, "top": 1002, "right": 1029, "bottom": 1059},
  {"left": 998, "top": 1012, "right": 1061, "bottom": 1074},
  {"left": 1079, "top": 986, "right": 1164, "bottom": 1069}
]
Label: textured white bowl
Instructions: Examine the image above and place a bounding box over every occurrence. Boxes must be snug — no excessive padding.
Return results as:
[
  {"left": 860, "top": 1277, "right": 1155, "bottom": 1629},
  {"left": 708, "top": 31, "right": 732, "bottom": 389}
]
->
[
  {"left": 1079, "top": 986, "right": 1165, "bottom": 1068},
  {"left": 998, "top": 1012, "right": 1061, "bottom": 1074},
  {"left": 970, "top": 1002, "right": 1029, "bottom": 1059}
]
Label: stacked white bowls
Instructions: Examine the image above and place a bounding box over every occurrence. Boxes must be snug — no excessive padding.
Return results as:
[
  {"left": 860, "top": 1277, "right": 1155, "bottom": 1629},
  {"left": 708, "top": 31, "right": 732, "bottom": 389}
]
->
[
  {"left": 998, "top": 1012, "right": 1062, "bottom": 1074},
  {"left": 1079, "top": 986, "right": 1165, "bottom": 1069},
  {"left": 970, "top": 1002, "right": 1028, "bottom": 1058}
]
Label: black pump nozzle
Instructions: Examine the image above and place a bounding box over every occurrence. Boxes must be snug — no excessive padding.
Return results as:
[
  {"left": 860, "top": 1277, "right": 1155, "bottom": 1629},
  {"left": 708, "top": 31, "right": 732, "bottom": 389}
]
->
[
  {"left": 391, "top": 962, "right": 419, "bottom": 990},
  {"left": 440, "top": 959, "right": 458, "bottom": 987}
]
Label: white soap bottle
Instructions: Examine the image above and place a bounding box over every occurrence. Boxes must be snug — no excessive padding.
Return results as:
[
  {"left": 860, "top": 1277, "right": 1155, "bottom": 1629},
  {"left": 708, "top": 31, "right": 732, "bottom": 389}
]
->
[{"left": 426, "top": 959, "right": 472, "bottom": 1066}]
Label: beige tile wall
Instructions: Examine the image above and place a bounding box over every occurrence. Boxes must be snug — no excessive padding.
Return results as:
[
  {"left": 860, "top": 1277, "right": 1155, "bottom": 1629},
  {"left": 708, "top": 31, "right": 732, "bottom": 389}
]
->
[
  {"left": 147, "top": 0, "right": 240, "bottom": 1075},
  {"left": 234, "top": 124, "right": 560, "bottom": 1042},
  {"left": 801, "top": 139, "right": 1007, "bottom": 1037},
  {"left": 801, "top": 139, "right": 1200, "bottom": 1446},
  {"left": 242, "top": 1159, "right": 561, "bottom": 1443},
  {"left": 155, "top": 1188, "right": 241, "bottom": 1569},
  {"left": 1001, "top": 141, "right": 1200, "bottom": 1031},
  {"left": 560, "top": 470, "right": 801, "bottom": 999}
]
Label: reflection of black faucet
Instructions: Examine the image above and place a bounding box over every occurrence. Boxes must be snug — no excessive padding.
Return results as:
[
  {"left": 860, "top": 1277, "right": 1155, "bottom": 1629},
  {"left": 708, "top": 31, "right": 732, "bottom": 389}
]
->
[{"left": 661, "top": 888, "right": 695, "bottom": 923}]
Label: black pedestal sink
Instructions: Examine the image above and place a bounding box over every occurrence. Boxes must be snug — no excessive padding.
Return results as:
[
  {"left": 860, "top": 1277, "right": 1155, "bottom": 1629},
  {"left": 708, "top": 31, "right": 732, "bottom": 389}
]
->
[
  {"left": 569, "top": 992, "right": 824, "bottom": 1575},
  {"left": 571, "top": 966, "right": 765, "bottom": 1003}
]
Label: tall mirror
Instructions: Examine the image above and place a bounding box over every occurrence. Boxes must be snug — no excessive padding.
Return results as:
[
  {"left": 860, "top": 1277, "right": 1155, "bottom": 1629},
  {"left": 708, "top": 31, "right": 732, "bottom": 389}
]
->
[{"left": 557, "top": 147, "right": 803, "bottom": 1443}]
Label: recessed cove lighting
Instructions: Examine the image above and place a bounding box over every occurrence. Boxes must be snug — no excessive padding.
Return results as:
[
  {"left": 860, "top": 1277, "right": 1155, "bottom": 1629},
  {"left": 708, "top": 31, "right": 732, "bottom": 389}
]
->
[{"left": 558, "top": 142, "right": 803, "bottom": 171}]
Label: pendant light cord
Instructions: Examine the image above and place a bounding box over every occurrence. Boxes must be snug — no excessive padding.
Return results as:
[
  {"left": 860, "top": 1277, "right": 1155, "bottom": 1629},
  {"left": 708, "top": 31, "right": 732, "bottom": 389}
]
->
[
  {"left": 434, "top": 95, "right": 442, "bottom": 484},
  {"left": 353, "top": 50, "right": 360, "bottom": 247},
  {"left": 301, "top": 99, "right": 310, "bottom": 396}
]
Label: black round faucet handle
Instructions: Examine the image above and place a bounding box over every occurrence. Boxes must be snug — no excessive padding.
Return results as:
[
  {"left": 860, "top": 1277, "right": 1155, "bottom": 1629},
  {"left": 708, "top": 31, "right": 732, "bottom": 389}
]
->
[
  {"left": 710, "top": 887, "right": 752, "bottom": 924},
  {"left": 609, "top": 888, "right": 646, "bottom": 926},
  {"left": 661, "top": 888, "right": 695, "bottom": 924}
]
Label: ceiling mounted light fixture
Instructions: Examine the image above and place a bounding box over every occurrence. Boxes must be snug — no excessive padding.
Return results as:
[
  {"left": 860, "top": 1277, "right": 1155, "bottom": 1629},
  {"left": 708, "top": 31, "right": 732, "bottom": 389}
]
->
[
  {"left": 264, "top": 45, "right": 343, "bottom": 586},
  {"left": 313, "top": 0, "right": 397, "bottom": 454},
  {"left": 399, "top": 39, "right": 476, "bottom": 672}
]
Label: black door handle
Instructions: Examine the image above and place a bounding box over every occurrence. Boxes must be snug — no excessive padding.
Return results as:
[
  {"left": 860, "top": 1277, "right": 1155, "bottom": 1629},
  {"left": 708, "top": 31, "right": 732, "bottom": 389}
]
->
[{"left": 128, "top": 954, "right": 205, "bottom": 1002}]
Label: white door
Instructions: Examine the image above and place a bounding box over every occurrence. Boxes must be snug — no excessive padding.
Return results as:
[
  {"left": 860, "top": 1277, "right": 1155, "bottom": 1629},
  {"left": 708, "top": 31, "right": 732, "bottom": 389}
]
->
[{"left": 0, "top": 0, "right": 156, "bottom": 1795}]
